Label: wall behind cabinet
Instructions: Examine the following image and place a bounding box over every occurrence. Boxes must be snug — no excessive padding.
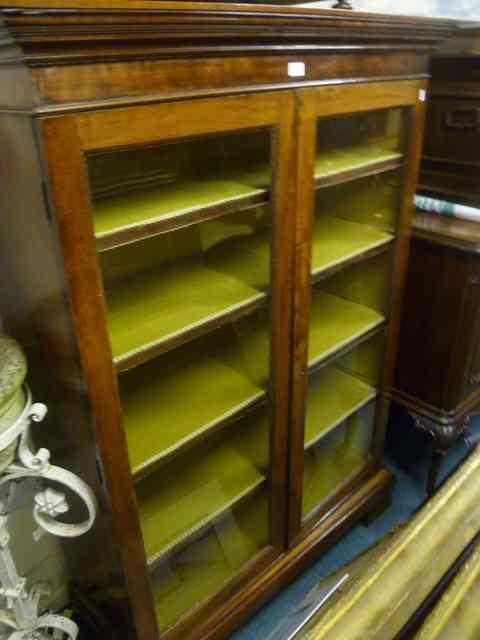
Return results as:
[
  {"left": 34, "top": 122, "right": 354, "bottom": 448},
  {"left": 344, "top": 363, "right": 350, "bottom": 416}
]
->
[{"left": 299, "top": 1, "right": 480, "bottom": 20}]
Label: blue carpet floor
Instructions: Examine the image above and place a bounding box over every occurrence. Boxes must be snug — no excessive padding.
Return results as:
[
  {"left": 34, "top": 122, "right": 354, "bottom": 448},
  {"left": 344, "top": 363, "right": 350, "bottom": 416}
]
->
[{"left": 232, "top": 410, "right": 480, "bottom": 640}]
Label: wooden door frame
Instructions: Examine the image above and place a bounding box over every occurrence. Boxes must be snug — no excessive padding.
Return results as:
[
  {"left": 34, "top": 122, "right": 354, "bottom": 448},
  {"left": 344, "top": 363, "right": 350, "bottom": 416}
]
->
[
  {"left": 288, "top": 79, "right": 428, "bottom": 544},
  {"left": 38, "top": 90, "right": 296, "bottom": 640}
]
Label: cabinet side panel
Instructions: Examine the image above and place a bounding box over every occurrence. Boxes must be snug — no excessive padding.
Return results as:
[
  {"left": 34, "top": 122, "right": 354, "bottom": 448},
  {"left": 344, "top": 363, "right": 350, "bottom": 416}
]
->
[
  {"left": 394, "top": 238, "right": 471, "bottom": 411},
  {"left": 0, "top": 16, "right": 37, "bottom": 109},
  {"left": 0, "top": 114, "right": 136, "bottom": 635}
]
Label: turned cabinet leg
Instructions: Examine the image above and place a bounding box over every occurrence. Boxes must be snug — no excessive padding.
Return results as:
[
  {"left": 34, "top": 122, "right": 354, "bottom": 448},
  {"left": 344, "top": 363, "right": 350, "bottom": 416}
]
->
[
  {"left": 410, "top": 412, "right": 470, "bottom": 497},
  {"left": 427, "top": 447, "right": 446, "bottom": 496}
]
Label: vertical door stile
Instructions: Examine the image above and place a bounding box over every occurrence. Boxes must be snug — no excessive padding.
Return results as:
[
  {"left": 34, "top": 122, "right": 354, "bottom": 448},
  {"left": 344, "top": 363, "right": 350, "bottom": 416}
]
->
[
  {"left": 269, "top": 90, "right": 298, "bottom": 552},
  {"left": 288, "top": 90, "right": 317, "bottom": 544},
  {"left": 372, "top": 79, "right": 429, "bottom": 461}
]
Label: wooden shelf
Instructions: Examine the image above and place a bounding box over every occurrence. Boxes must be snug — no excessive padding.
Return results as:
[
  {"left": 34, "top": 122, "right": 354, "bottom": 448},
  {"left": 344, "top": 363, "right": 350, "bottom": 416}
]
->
[
  {"left": 121, "top": 319, "right": 270, "bottom": 477},
  {"left": 308, "top": 291, "right": 385, "bottom": 369},
  {"left": 121, "top": 360, "right": 265, "bottom": 479},
  {"left": 107, "top": 229, "right": 271, "bottom": 371},
  {"left": 93, "top": 178, "right": 267, "bottom": 251},
  {"left": 304, "top": 367, "right": 377, "bottom": 450},
  {"left": 314, "top": 147, "right": 403, "bottom": 189},
  {"left": 231, "top": 149, "right": 402, "bottom": 195},
  {"left": 94, "top": 147, "right": 403, "bottom": 263},
  {"left": 137, "top": 439, "right": 266, "bottom": 568},
  {"left": 152, "top": 490, "right": 268, "bottom": 632},
  {"left": 108, "top": 221, "right": 388, "bottom": 373},
  {"left": 311, "top": 216, "right": 394, "bottom": 281}
]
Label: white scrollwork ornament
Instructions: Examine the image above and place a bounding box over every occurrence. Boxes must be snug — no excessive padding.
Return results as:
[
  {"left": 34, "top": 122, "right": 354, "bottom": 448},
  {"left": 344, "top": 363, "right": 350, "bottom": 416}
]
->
[{"left": 0, "top": 387, "right": 97, "bottom": 640}]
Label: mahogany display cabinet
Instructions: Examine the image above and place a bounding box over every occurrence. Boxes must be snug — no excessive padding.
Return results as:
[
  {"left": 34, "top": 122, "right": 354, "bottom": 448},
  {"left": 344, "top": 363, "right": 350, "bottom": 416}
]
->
[
  {"left": 0, "top": 4, "right": 453, "bottom": 639},
  {"left": 394, "top": 28, "right": 480, "bottom": 494}
]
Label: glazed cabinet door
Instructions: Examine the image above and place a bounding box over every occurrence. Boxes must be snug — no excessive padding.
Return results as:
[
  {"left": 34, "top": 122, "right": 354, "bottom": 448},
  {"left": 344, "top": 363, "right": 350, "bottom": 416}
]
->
[
  {"left": 40, "top": 92, "right": 295, "bottom": 639},
  {"left": 289, "top": 81, "right": 427, "bottom": 539}
]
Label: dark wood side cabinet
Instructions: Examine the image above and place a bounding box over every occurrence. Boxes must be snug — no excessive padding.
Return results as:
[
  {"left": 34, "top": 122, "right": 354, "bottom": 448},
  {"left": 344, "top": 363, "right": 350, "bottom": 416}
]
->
[
  {"left": 394, "top": 29, "right": 480, "bottom": 495},
  {"left": 0, "top": 4, "right": 452, "bottom": 639}
]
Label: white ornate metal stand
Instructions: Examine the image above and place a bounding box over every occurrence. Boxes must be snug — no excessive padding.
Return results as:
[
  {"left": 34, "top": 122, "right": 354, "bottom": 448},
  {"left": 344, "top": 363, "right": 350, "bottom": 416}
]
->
[{"left": 0, "top": 386, "right": 97, "bottom": 640}]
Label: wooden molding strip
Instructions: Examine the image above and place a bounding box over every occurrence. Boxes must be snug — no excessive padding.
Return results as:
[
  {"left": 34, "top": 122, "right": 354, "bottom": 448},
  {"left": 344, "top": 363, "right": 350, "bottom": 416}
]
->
[{"left": 0, "top": 73, "right": 429, "bottom": 115}]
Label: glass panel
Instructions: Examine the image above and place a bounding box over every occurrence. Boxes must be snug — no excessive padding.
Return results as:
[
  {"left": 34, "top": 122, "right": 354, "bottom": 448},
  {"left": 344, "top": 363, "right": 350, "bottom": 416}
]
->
[
  {"left": 315, "top": 108, "right": 404, "bottom": 181},
  {"left": 152, "top": 481, "right": 269, "bottom": 631},
  {"left": 99, "top": 205, "right": 271, "bottom": 363},
  {"left": 120, "top": 310, "right": 269, "bottom": 474},
  {"left": 308, "top": 252, "right": 391, "bottom": 369},
  {"left": 303, "top": 332, "right": 385, "bottom": 519},
  {"left": 314, "top": 169, "right": 402, "bottom": 234},
  {"left": 88, "top": 130, "right": 270, "bottom": 243},
  {"left": 85, "top": 128, "right": 274, "bottom": 632},
  {"left": 303, "top": 401, "right": 376, "bottom": 520},
  {"left": 302, "top": 107, "right": 405, "bottom": 521},
  {"left": 302, "top": 252, "right": 393, "bottom": 521}
]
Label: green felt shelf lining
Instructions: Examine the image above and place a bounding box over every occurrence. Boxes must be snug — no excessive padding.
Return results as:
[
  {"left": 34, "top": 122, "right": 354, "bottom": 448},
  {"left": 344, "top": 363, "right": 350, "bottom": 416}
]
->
[
  {"left": 136, "top": 424, "right": 268, "bottom": 563},
  {"left": 232, "top": 147, "right": 403, "bottom": 191},
  {"left": 105, "top": 214, "right": 389, "bottom": 365},
  {"left": 308, "top": 291, "right": 385, "bottom": 368},
  {"left": 92, "top": 177, "right": 267, "bottom": 239},
  {"left": 311, "top": 216, "right": 393, "bottom": 277},
  {"left": 105, "top": 227, "right": 271, "bottom": 362},
  {"left": 304, "top": 367, "right": 377, "bottom": 450},
  {"left": 93, "top": 145, "right": 402, "bottom": 246},
  {"left": 152, "top": 490, "right": 269, "bottom": 631},
  {"left": 120, "top": 314, "right": 270, "bottom": 473},
  {"left": 314, "top": 147, "right": 402, "bottom": 180}
]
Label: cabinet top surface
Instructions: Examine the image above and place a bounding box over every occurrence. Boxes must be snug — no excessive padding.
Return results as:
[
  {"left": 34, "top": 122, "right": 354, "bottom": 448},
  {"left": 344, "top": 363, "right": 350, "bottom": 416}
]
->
[
  {"left": 0, "top": 1, "right": 457, "bottom": 22},
  {"left": 0, "top": 1, "right": 457, "bottom": 33}
]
